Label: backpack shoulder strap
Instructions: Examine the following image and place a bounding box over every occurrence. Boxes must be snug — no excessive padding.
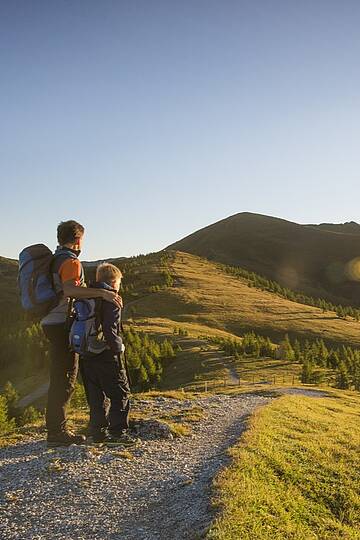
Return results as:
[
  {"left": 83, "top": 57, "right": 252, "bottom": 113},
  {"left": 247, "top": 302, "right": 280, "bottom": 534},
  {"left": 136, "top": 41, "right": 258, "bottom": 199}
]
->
[{"left": 94, "top": 297, "right": 103, "bottom": 331}]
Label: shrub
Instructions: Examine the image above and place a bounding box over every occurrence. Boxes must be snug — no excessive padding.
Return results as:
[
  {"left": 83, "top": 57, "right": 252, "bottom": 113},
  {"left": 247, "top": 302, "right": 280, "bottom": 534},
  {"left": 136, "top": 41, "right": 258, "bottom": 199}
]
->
[
  {"left": 18, "top": 406, "right": 42, "bottom": 426},
  {"left": 0, "top": 395, "right": 15, "bottom": 435}
]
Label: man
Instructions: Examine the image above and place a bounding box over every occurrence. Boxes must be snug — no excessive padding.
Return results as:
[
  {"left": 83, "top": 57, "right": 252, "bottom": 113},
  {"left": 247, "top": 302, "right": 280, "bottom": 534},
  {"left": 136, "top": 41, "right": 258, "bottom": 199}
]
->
[{"left": 41, "top": 220, "right": 122, "bottom": 447}]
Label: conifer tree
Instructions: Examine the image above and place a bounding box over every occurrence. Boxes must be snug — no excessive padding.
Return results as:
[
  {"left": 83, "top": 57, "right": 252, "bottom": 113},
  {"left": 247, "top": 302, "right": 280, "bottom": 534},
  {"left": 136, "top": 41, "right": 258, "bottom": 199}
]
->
[
  {"left": 293, "top": 339, "right": 302, "bottom": 362},
  {"left": 336, "top": 362, "right": 351, "bottom": 389},
  {"left": 2, "top": 381, "right": 19, "bottom": 419},
  {"left": 301, "top": 360, "right": 313, "bottom": 383},
  {"left": 138, "top": 365, "right": 149, "bottom": 387},
  {"left": 0, "top": 395, "right": 15, "bottom": 434},
  {"left": 142, "top": 354, "right": 157, "bottom": 379},
  {"left": 327, "top": 350, "right": 340, "bottom": 369}
]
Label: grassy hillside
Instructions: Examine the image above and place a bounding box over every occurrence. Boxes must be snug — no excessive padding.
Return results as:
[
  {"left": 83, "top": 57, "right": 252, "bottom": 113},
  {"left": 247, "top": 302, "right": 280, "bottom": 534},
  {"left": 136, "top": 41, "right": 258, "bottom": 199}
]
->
[
  {"left": 131, "top": 251, "right": 360, "bottom": 347},
  {"left": 208, "top": 391, "right": 360, "bottom": 539},
  {"left": 2, "top": 249, "right": 360, "bottom": 395},
  {"left": 166, "top": 212, "right": 360, "bottom": 304}
]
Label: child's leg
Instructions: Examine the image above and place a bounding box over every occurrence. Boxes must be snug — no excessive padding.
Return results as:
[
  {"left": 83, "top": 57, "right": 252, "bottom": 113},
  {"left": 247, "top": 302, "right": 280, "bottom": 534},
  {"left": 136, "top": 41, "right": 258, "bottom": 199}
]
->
[
  {"left": 81, "top": 357, "right": 109, "bottom": 437},
  {"left": 99, "top": 355, "right": 130, "bottom": 435}
]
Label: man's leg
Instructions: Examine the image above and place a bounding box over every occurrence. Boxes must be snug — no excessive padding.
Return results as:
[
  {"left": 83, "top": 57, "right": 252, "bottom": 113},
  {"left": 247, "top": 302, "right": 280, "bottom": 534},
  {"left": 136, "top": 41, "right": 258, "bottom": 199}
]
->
[
  {"left": 43, "top": 324, "right": 79, "bottom": 435},
  {"left": 99, "top": 354, "right": 130, "bottom": 435}
]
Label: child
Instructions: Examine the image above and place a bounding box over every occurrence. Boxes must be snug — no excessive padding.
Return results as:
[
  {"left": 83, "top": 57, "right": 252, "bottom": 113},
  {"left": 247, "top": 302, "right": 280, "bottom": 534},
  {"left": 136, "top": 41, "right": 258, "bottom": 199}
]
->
[{"left": 80, "top": 263, "right": 134, "bottom": 445}]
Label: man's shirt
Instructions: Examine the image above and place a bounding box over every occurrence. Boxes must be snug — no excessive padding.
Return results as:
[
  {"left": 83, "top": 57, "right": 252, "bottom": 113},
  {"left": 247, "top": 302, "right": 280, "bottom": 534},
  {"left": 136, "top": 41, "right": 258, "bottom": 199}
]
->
[{"left": 41, "top": 247, "right": 84, "bottom": 327}]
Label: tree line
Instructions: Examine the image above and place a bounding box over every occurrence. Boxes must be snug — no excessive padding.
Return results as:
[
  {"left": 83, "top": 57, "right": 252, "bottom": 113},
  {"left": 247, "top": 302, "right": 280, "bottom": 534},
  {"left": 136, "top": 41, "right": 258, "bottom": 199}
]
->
[
  {"left": 120, "top": 251, "right": 174, "bottom": 297},
  {"left": 206, "top": 331, "right": 360, "bottom": 391},
  {"left": 123, "top": 328, "right": 178, "bottom": 389},
  {"left": 0, "top": 321, "right": 178, "bottom": 396}
]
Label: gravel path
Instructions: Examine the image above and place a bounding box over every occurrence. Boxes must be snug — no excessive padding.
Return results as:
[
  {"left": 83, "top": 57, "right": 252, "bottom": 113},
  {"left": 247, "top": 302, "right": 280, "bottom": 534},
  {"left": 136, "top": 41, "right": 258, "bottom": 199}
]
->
[{"left": 0, "top": 394, "right": 270, "bottom": 540}]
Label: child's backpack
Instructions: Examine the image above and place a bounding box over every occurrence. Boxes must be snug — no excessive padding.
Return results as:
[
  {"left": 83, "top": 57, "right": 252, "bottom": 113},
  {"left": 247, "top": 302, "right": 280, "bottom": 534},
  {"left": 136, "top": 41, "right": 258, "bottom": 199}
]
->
[
  {"left": 69, "top": 298, "right": 109, "bottom": 355},
  {"left": 18, "top": 244, "right": 60, "bottom": 318}
]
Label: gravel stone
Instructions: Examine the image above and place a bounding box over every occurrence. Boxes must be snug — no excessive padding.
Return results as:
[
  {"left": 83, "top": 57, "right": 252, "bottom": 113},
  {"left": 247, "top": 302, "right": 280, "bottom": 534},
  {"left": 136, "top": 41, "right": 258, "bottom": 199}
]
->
[{"left": 0, "top": 394, "right": 273, "bottom": 539}]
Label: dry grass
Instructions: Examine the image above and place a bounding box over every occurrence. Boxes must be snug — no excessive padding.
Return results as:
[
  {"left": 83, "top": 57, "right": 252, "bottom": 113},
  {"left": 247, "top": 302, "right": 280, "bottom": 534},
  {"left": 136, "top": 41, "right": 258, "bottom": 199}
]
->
[{"left": 208, "top": 391, "right": 360, "bottom": 539}]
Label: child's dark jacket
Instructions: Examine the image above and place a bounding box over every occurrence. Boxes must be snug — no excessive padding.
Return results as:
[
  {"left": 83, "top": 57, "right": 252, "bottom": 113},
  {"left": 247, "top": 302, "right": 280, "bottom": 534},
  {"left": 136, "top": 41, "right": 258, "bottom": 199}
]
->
[{"left": 93, "top": 281, "right": 123, "bottom": 355}]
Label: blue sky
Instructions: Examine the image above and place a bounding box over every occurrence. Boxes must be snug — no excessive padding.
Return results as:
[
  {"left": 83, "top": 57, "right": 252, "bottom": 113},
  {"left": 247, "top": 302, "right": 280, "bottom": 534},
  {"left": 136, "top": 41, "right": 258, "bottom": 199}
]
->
[{"left": 1, "top": 1, "right": 359, "bottom": 260}]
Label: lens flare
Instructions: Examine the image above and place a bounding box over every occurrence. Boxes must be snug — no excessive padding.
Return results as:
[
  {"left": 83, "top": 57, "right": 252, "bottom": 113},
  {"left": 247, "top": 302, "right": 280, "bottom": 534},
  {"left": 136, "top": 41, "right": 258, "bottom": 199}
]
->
[
  {"left": 346, "top": 258, "right": 360, "bottom": 281},
  {"left": 276, "top": 266, "right": 299, "bottom": 289}
]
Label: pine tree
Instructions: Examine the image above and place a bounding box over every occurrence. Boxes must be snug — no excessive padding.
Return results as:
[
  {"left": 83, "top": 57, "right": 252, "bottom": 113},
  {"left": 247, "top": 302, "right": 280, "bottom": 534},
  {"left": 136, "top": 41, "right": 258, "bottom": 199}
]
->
[
  {"left": 327, "top": 350, "right": 340, "bottom": 369},
  {"left": 316, "top": 340, "right": 329, "bottom": 367},
  {"left": 293, "top": 339, "right": 302, "bottom": 362},
  {"left": 2, "top": 381, "right": 19, "bottom": 419},
  {"left": 0, "top": 395, "right": 15, "bottom": 434},
  {"left": 301, "top": 360, "right": 313, "bottom": 383},
  {"left": 280, "top": 334, "right": 295, "bottom": 362},
  {"left": 138, "top": 365, "right": 149, "bottom": 387},
  {"left": 352, "top": 366, "right": 360, "bottom": 391},
  {"left": 336, "top": 362, "right": 351, "bottom": 389},
  {"left": 142, "top": 354, "right": 157, "bottom": 379}
]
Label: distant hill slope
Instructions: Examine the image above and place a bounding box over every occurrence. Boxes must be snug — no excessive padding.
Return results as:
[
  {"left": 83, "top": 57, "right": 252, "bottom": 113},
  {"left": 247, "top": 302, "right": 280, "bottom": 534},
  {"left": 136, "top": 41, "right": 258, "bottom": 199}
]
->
[
  {"left": 309, "top": 221, "right": 360, "bottom": 235},
  {"left": 166, "top": 212, "right": 360, "bottom": 304},
  {"left": 131, "top": 251, "right": 360, "bottom": 347}
]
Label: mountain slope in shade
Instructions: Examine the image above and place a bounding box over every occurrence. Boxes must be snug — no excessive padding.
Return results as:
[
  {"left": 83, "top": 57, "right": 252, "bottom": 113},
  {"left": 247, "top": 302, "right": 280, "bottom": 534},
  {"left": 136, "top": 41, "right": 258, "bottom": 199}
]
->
[
  {"left": 0, "top": 256, "right": 19, "bottom": 311},
  {"left": 166, "top": 212, "right": 360, "bottom": 304}
]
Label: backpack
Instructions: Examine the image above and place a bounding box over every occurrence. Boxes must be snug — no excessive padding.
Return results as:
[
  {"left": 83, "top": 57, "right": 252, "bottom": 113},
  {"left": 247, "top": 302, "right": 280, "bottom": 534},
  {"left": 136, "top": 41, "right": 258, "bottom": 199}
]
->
[
  {"left": 69, "top": 298, "right": 109, "bottom": 355},
  {"left": 18, "top": 244, "right": 78, "bottom": 319},
  {"left": 18, "top": 244, "right": 60, "bottom": 318}
]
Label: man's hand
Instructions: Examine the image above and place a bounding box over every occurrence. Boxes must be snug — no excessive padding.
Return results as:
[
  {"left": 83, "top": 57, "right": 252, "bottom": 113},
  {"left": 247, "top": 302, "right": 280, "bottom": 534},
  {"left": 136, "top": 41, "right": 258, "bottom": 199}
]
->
[
  {"left": 101, "top": 289, "right": 123, "bottom": 308},
  {"left": 62, "top": 279, "right": 123, "bottom": 307}
]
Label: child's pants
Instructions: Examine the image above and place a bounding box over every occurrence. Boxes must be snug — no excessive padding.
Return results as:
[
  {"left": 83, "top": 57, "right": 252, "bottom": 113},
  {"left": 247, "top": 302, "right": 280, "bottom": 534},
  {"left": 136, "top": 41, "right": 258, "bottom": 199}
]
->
[{"left": 80, "top": 350, "right": 130, "bottom": 436}]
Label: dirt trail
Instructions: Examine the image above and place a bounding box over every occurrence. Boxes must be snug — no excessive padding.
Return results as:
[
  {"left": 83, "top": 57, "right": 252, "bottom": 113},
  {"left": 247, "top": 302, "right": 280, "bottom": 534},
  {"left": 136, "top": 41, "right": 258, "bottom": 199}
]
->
[
  {"left": 0, "top": 394, "right": 267, "bottom": 540},
  {"left": 0, "top": 389, "right": 326, "bottom": 540}
]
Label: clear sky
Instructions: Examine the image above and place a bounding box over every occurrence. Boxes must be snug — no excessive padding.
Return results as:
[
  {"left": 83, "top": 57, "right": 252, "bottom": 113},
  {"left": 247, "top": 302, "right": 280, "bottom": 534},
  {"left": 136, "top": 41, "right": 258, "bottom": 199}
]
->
[{"left": 1, "top": 1, "right": 359, "bottom": 261}]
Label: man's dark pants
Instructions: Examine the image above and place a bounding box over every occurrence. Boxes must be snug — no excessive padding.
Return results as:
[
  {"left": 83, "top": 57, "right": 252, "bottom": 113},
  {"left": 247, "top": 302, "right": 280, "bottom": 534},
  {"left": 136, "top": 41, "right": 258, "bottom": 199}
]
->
[
  {"left": 80, "top": 351, "right": 130, "bottom": 437},
  {"left": 43, "top": 323, "right": 78, "bottom": 435}
]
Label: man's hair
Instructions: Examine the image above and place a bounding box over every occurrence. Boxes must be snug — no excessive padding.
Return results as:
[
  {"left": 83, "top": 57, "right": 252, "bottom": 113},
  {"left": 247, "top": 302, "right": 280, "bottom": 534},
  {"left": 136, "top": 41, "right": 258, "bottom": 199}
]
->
[
  {"left": 57, "top": 220, "right": 85, "bottom": 245},
  {"left": 96, "top": 263, "right": 123, "bottom": 285}
]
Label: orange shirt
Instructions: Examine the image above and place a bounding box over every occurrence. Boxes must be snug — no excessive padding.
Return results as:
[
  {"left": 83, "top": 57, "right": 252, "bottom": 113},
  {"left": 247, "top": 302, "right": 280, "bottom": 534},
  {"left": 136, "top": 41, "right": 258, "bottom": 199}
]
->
[{"left": 58, "top": 258, "right": 83, "bottom": 286}]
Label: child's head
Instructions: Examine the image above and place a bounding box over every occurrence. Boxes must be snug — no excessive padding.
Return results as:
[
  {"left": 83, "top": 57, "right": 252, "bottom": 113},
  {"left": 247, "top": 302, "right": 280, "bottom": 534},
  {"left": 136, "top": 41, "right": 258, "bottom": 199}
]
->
[{"left": 96, "top": 263, "right": 123, "bottom": 291}]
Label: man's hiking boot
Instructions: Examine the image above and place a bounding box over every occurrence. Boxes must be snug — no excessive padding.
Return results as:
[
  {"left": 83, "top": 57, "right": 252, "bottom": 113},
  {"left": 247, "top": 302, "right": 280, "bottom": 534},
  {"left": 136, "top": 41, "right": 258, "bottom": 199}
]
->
[
  {"left": 47, "top": 430, "right": 86, "bottom": 448},
  {"left": 104, "top": 431, "right": 139, "bottom": 447}
]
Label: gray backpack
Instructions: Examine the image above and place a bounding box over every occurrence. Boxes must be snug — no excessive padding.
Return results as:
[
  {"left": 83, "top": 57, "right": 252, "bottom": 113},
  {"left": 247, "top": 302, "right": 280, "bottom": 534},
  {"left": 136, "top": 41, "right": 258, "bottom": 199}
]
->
[{"left": 69, "top": 298, "right": 109, "bottom": 355}]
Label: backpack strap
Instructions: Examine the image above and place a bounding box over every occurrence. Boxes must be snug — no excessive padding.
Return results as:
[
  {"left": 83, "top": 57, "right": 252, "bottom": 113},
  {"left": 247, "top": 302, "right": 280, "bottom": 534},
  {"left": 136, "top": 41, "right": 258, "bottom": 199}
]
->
[{"left": 94, "top": 297, "right": 103, "bottom": 332}]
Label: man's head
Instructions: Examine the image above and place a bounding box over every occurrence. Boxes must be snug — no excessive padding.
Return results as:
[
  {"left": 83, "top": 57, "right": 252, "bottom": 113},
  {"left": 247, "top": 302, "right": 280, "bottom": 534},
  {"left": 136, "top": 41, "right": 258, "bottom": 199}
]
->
[
  {"left": 96, "top": 263, "right": 123, "bottom": 292},
  {"left": 57, "top": 220, "right": 85, "bottom": 251}
]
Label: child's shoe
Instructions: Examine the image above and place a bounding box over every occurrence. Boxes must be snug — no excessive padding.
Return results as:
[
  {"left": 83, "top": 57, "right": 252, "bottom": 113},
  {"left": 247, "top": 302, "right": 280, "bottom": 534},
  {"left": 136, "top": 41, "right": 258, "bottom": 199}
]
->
[
  {"left": 104, "top": 431, "right": 139, "bottom": 447},
  {"left": 88, "top": 429, "right": 109, "bottom": 444}
]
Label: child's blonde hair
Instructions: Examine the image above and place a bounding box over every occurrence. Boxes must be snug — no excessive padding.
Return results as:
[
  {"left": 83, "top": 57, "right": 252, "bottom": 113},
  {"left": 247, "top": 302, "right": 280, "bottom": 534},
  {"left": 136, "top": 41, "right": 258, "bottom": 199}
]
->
[{"left": 96, "top": 263, "right": 123, "bottom": 285}]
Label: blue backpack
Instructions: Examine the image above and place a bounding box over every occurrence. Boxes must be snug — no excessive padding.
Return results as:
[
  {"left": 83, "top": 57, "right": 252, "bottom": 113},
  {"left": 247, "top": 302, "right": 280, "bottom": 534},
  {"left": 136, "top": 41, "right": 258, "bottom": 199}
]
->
[
  {"left": 69, "top": 298, "right": 109, "bottom": 355},
  {"left": 18, "top": 244, "right": 76, "bottom": 318}
]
